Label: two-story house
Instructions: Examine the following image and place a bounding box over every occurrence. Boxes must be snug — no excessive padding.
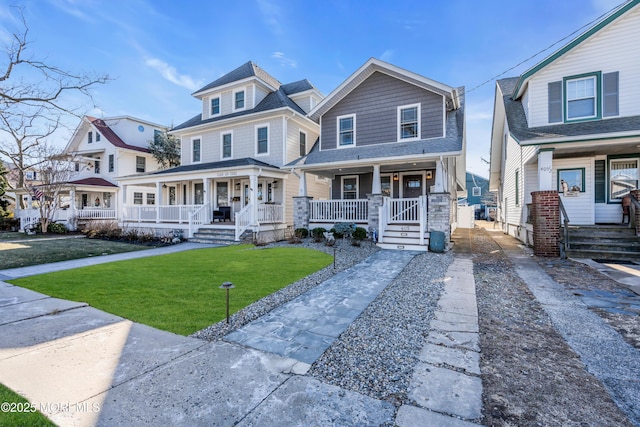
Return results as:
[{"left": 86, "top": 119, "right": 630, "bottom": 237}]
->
[
  {"left": 288, "top": 58, "right": 466, "bottom": 250},
  {"left": 118, "top": 61, "right": 328, "bottom": 241},
  {"left": 489, "top": 0, "right": 640, "bottom": 257},
  {"left": 14, "top": 115, "right": 165, "bottom": 231}
]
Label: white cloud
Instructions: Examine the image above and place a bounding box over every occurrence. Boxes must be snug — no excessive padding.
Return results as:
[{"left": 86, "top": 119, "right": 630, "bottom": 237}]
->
[
  {"left": 46, "top": 0, "right": 94, "bottom": 23},
  {"left": 257, "top": 0, "right": 284, "bottom": 36},
  {"left": 272, "top": 52, "right": 297, "bottom": 68},
  {"left": 591, "top": 0, "right": 625, "bottom": 14},
  {"left": 380, "top": 50, "right": 394, "bottom": 62},
  {"left": 144, "top": 58, "right": 200, "bottom": 91}
]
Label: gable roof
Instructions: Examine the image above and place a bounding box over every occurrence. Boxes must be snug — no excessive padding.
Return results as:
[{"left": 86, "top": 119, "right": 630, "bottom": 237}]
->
[
  {"left": 511, "top": 0, "right": 639, "bottom": 100},
  {"left": 192, "top": 61, "right": 281, "bottom": 97},
  {"left": 148, "top": 157, "right": 279, "bottom": 175},
  {"left": 86, "top": 117, "right": 150, "bottom": 153},
  {"left": 172, "top": 85, "right": 308, "bottom": 132},
  {"left": 309, "top": 58, "right": 460, "bottom": 121},
  {"left": 68, "top": 177, "right": 118, "bottom": 187}
]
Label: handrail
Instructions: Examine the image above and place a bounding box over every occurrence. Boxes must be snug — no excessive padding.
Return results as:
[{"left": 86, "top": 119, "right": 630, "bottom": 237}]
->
[
  {"left": 188, "top": 203, "right": 209, "bottom": 238},
  {"left": 378, "top": 197, "right": 390, "bottom": 244},
  {"left": 235, "top": 203, "right": 252, "bottom": 241},
  {"left": 558, "top": 196, "right": 570, "bottom": 258},
  {"left": 419, "top": 195, "right": 428, "bottom": 246}
]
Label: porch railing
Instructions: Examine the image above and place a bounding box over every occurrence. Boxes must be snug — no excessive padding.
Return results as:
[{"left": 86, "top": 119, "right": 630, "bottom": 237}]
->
[
  {"left": 188, "top": 204, "right": 209, "bottom": 238},
  {"left": 75, "top": 208, "right": 117, "bottom": 219},
  {"left": 16, "top": 208, "right": 41, "bottom": 232},
  {"left": 123, "top": 205, "right": 205, "bottom": 223},
  {"left": 235, "top": 203, "right": 253, "bottom": 241},
  {"left": 258, "top": 203, "right": 284, "bottom": 223},
  {"left": 558, "top": 196, "right": 570, "bottom": 258},
  {"left": 309, "top": 199, "right": 369, "bottom": 222},
  {"left": 389, "top": 198, "right": 420, "bottom": 223}
]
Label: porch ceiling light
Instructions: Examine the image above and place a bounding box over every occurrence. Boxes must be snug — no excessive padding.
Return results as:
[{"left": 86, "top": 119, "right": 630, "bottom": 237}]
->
[
  {"left": 235, "top": 183, "right": 241, "bottom": 191},
  {"left": 272, "top": 179, "right": 278, "bottom": 189}
]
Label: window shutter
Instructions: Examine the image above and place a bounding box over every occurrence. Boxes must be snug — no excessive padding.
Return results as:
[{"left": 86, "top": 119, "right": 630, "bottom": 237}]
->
[
  {"left": 548, "top": 81, "right": 562, "bottom": 123},
  {"left": 603, "top": 72, "right": 619, "bottom": 117},
  {"left": 594, "top": 160, "right": 606, "bottom": 203}
]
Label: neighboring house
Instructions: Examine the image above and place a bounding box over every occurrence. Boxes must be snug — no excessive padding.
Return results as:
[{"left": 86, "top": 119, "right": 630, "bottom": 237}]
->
[
  {"left": 463, "top": 172, "right": 492, "bottom": 219},
  {"left": 14, "top": 116, "right": 165, "bottom": 230},
  {"left": 287, "top": 58, "right": 466, "bottom": 250},
  {"left": 489, "top": 0, "right": 640, "bottom": 256},
  {"left": 117, "top": 61, "right": 328, "bottom": 241}
]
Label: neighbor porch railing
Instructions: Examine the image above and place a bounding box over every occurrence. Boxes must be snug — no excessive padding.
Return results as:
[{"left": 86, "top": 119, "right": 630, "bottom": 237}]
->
[
  {"left": 235, "top": 203, "right": 253, "bottom": 241},
  {"left": 15, "top": 208, "right": 41, "bottom": 232},
  {"left": 309, "top": 199, "right": 369, "bottom": 222},
  {"left": 258, "top": 203, "right": 284, "bottom": 223}
]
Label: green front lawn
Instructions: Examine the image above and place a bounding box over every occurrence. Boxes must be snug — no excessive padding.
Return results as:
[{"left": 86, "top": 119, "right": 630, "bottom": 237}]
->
[
  {"left": 10, "top": 245, "right": 332, "bottom": 335},
  {"left": 0, "top": 383, "right": 55, "bottom": 427}
]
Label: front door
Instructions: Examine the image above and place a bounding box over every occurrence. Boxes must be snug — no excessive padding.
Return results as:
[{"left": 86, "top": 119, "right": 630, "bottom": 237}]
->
[{"left": 403, "top": 175, "right": 423, "bottom": 198}]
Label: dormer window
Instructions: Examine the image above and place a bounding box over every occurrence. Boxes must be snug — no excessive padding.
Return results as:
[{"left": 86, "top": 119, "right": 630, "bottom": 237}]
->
[
  {"left": 234, "top": 90, "right": 245, "bottom": 111},
  {"left": 211, "top": 97, "right": 220, "bottom": 116},
  {"left": 96, "top": 133, "right": 101, "bottom": 142}
]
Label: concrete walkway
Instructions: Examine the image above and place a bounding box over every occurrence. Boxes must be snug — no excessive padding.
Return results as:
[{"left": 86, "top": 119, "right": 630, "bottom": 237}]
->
[{"left": 486, "top": 228, "right": 640, "bottom": 426}]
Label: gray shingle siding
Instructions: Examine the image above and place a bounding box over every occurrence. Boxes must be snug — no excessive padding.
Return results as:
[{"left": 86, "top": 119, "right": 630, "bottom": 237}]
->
[{"left": 320, "top": 72, "right": 444, "bottom": 150}]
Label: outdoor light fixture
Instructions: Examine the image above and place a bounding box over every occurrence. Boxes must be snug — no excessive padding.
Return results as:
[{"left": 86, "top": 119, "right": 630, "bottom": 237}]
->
[
  {"left": 219, "top": 281, "right": 235, "bottom": 324},
  {"left": 393, "top": 173, "right": 399, "bottom": 181},
  {"left": 162, "top": 184, "right": 167, "bottom": 189},
  {"left": 272, "top": 179, "right": 278, "bottom": 189},
  {"left": 235, "top": 182, "right": 241, "bottom": 191}
]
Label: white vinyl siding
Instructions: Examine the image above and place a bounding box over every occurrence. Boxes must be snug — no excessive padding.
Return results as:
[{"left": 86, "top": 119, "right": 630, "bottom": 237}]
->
[
  {"left": 554, "top": 157, "right": 594, "bottom": 225},
  {"left": 526, "top": 5, "right": 640, "bottom": 127}
]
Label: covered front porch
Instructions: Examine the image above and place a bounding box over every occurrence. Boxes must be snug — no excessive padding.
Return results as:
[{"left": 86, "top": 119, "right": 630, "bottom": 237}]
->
[{"left": 118, "top": 159, "right": 289, "bottom": 240}]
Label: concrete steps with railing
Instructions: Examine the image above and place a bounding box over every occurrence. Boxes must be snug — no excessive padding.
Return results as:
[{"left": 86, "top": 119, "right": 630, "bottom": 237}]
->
[
  {"left": 563, "top": 225, "right": 640, "bottom": 261},
  {"left": 377, "top": 224, "right": 429, "bottom": 251}
]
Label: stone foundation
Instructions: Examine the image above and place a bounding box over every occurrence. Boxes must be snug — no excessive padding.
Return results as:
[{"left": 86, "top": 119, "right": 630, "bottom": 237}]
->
[{"left": 428, "top": 193, "right": 451, "bottom": 248}]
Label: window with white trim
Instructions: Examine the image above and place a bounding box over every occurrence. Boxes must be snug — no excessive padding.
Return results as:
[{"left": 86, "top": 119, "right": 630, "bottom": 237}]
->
[
  {"left": 566, "top": 76, "right": 596, "bottom": 120},
  {"left": 96, "top": 133, "right": 101, "bottom": 142},
  {"left": 146, "top": 193, "right": 155, "bottom": 205},
  {"left": 610, "top": 158, "right": 639, "bottom": 201},
  {"left": 337, "top": 115, "right": 355, "bottom": 147},
  {"left": 234, "top": 90, "right": 245, "bottom": 110},
  {"left": 108, "top": 154, "right": 114, "bottom": 173},
  {"left": 472, "top": 187, "right": 481, "bottom": 197},
  {"left": 398, "top": 104, "right": 420, "bottom": 140},
  {"left": 222, "top": 132, "right": 232, "bottom": 159},
  {"left": 256, "top": 126, "right": 268, "bottom": 155},
  {"left": 299, "top": 131, "right": 307, "bottom": 156},
  {"left": 211, "top": 97, "right": 220, "bottom": 116},
  {"left": 133, "top": 192, "right": 143, "bottom": 205},
  {"left": 94, "top": 160, "right": 100, "bottom": 174},
  {"left": 342, "top": 176, "right": 358, "bottom": 199},
  {"left": 192, "top": 138, "right": 201, "bottom": 163},
  {"left": 136, "top": 156, "right": 146, "bottom": 173},
  {"left": 87, "top": 131, "right": 93, "bottom": 144}
]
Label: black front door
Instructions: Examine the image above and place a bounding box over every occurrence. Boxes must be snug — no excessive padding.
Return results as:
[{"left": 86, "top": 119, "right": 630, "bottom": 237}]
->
[{"left": 403, "top": 175, "right": 423, "bottom": 198}]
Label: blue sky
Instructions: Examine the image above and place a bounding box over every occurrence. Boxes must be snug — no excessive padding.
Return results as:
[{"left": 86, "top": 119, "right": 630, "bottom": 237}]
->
[{"left": 0, "top": 0, "right": 625, "bottom": 178}]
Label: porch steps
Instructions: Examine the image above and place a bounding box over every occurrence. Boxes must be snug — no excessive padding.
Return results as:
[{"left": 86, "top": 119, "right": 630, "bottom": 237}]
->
[
  {"left": 190, "top": 228, "right": 252, "bottom": 245},
  {"left": 378, "top": 224, "right": 429, "bottom": 252},
  {"left": 563, "top": 225, "right": 640, "bottom": 261}
]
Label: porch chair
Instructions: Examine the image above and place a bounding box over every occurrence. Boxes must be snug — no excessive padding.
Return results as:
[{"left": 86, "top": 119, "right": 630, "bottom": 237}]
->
[
  {"left": 213, "top": 206, "right": 231, "bottom": 222},
  {"left": 622, "top": 196, "right": 631, "bottom": 224}
]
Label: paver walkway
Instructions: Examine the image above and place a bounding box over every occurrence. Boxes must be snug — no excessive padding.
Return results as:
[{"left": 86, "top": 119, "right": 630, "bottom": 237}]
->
[{"left": 226, "top": 250, "right": 417, "bottom": 364}]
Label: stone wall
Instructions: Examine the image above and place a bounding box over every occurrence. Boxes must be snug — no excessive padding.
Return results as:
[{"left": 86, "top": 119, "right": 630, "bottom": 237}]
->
[
  {"left": 428, "top": 193, "right": 451, "bottom": 247},
  {"left": 367, "top": 193, "right": 383, "bottom": 234},
  {"left": 531, "top": 190, "right": 560, "bottom": 257},
  {"left": 293, "top": 196, "right": 312, "bottom": 230}
]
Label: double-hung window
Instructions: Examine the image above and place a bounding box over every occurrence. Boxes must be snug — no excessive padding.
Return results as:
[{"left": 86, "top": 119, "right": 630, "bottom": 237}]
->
[
  {"left": 472, "top": 187, "right": 481, "bottom": 197},
  {"left": 94, "top": 160, "right": 100, "bottom": 174},
  {"left": 88, "top": 131, "right": 93, "bottom": 144},
  {"left": 108, "top": 154, "right": 114, "bottom": 173},
  {"left": 299, "top": 131, "right": 307, "bottom": 156},
  {"left": 192, "top": 137, "right": 201, "bottom": 163},
  {"left": 337, "top": 115, "right": 355, "bottom": 147},
  {"left": 398, "top": 104, "right": 420, "bottom": 140},
  {"left": 342, "top": 176, "right": 358, "bottom": 199},
  {"left": 96, "top": 133, "right": 101, "bottom": 142},
  {"left": 566, "top": 75, "right": 597, "bottom": 120},
  {"left": 136, "top": 156, "right": 146, "bottom": 173},
  {"left": 222, "top": 132, "right": 232, "bottom": 158},
  {"left": 234, "top": 90, "right": 245, "bottom": 111},
  {"left": 211, "top": 97, "right": 220, "bottom": 116},
  {"left": 256, "top": 126, "right": 268, "bottom": 155},
  {"left": 133, "top": 192, "right": 143, "bottom": 205}
]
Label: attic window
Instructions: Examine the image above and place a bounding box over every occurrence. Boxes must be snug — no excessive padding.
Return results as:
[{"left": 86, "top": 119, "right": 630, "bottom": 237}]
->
[
  {"left": 96, "top": 133, "right": 101, "bottom": 142},
  {"left": 472, "top": 187, "right": 481, "bottom": 197},
  {"left": 211, "top": 97, "right": 220, "bottom": 116},
  {"left": 234, "top": 90, "right": 245, "bottom": 111},
  {"left": 88, "top": 131, "right": 93, "bottom": 144}
]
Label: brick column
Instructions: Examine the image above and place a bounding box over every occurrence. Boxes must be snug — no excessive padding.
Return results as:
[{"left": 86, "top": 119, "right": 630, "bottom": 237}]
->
[
  {"left": 631, "top": 190, "right": 640, "bottom": 237},
  {"left": 293, "top": 196, "right": 312, "bottom": 231},
  {"left": 531, "top": 190, "right": 559, "bottom": 257},
  {"left": 428, "top": 193, "right": 451, "bottom": 248},
  {"left": 367, "top": 193, "right": 383, "bottom": 233}
]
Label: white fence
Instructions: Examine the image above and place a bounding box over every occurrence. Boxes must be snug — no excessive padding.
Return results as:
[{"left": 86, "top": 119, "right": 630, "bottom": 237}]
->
[
  {"left": 388, "top": 198, "right": 420, "bottom": 223},
  {"left": 309, "top": 199, "right": 369, "bottom": 222}
]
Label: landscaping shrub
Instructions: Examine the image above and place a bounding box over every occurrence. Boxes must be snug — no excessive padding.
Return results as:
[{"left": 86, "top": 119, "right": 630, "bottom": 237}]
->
[
  {"left": 352, "top": 226, "right": 367, "bottom": 240},
  {"left": 0, "top": 217, "right": 19, "bottom": 231},
  {"left": 311, "top": 227, "right": 326, "bottom": 242},
  {"left": 47, "top": 222, "right": 68, "bottom": 234},
  {"left": 333, "top": 222, "right": 356, "bottom": 238},
  {"left": 294, "top": 228, "right": 309, "bottom": 238}
]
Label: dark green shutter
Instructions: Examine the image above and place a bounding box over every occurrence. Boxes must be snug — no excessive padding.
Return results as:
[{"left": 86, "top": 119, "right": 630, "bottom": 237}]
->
[
  {"left": 603, "top": 72, "right": 619, "bottom": 117},
  {"left": 595, "top": 160, "right": 606, "bottom": 203},
  {"left": 548, "top": 81, "right": 562, "bottom": 123}
]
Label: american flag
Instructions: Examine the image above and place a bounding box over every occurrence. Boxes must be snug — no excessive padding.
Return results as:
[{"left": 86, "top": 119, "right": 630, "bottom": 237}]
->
[{"left": 30, "top": 186, "right": 43, "bottom": 200}]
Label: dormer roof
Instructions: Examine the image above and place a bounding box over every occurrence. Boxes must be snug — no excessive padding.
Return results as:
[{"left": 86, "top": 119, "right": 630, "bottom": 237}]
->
[
  {"left": 191, "top": 61, "right": 282, "bottom": 98},
  {"left": 86, "top": 117, "right": 150, "bottom": 153}
]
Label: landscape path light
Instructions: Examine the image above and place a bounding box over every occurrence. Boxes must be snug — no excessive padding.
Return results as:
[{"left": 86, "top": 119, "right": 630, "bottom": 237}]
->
[{"left": 219, "top": 281, "right": 235, "bottom": 324}]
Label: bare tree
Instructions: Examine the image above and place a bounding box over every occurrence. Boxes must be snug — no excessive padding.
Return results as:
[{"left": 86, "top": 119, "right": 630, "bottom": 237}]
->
[
  {"left": 0, "top": 7, "right": 110, "bottom": 202},
  {"left": 30, "top": 144, "right": 77, "bottom": 233}
]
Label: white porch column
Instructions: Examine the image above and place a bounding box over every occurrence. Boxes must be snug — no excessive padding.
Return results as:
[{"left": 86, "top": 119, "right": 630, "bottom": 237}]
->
[
  {"left": 250, "top": 173, "right": 258, "bottom": 226},
  {"left": 121, "top": 184, "right": 127, "bottom": 219},
  {"left": 538, "top": 149, "right": 554, "bottom": 191},
  {"left": 203, "top": 177, "right": 211, "bottom": 223},
  {"left": 156, "top": 182, "right": 163, "bottom": 223},
  {"left": 372, "top": 164, "right": 381, "bottom": 194},
  {"left": 69, "top": 188, "right": 76, "bottom": 216},
  {"left": 434, "top": 159, "right": 446, "bottom": 192},
  {"left": 298, "top": 171, "right": 308, "bottom": 196}
]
